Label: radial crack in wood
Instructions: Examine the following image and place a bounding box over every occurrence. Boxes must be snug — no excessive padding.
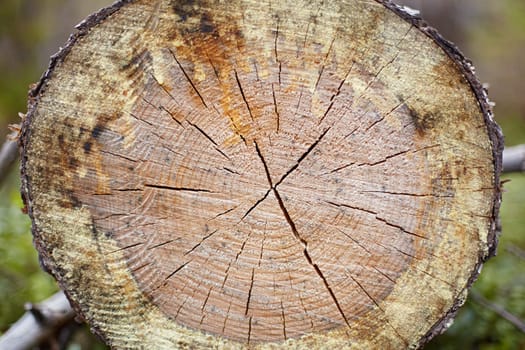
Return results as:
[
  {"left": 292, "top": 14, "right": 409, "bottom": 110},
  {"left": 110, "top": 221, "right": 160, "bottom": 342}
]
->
[{"left": 20, "top": 0, "right": 502, "bottom": 349}]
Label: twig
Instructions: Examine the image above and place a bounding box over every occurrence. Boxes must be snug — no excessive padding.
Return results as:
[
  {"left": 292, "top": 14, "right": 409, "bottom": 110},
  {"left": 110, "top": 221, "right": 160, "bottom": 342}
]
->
[
  {"left": 503, "top": 144, "right": 525, "bottom": 174},
  {"left": 506, "top": 244, "right": 525, "bottom": 260},
  {"left": 470, "top": 291, "right": 525, "bottom": 333},
  {"left": 0, "top": 291, "right": 75, "bottom": 350},
  {"left": 0, "top": 139, "right": 18, "bottom": 186}
]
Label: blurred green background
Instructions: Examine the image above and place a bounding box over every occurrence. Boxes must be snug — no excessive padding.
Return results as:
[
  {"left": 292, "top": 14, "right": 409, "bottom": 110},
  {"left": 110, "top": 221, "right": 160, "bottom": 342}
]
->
[{"left": 0, "top": 0, "right": 523, "bottom": 348}]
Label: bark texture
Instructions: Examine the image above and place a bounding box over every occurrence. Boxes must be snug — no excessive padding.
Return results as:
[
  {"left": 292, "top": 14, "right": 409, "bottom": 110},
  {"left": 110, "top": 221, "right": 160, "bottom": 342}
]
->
[{"left": 20, "top": 0, "right": 503, "bottom": 348}]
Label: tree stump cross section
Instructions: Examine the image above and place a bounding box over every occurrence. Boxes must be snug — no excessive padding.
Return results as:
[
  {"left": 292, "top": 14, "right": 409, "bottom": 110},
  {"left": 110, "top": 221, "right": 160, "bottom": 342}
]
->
[{"left": 20, "top": 0, "right": 502, "bottom": 348}]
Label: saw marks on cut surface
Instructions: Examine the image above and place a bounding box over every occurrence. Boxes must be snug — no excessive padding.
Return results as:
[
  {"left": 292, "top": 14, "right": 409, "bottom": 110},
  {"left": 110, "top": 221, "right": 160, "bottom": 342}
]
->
[
  {"left": 81, "top": 2, "right": 446, "bottom": 342},
  {"left": 21, "top": 0, "right": 500, "bottom": 347}
]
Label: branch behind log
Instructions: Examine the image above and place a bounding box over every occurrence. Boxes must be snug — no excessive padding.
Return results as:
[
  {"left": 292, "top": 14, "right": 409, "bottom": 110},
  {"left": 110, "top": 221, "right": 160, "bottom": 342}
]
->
[{"left": 0, "top": 292, "right": 75, "bottom": 350}]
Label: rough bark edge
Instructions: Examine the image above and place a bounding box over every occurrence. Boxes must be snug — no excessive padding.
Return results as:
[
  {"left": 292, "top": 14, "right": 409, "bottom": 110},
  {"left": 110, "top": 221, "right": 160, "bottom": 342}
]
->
[
  {"left": 19, "top": 0, "right": 135, "bottom": 346},
  {"left": 19, "top": 0, "right": 504, "bottom": 348},
  {"left": 378, "top": 1, "right": 504, "bottom": 348},
  {"left": 27, "top": 0, "right": 134, "bottom": 101}
]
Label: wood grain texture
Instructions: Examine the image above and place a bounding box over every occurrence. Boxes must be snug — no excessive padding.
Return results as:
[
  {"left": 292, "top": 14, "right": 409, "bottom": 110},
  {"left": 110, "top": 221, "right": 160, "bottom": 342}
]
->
[{"left": 20, "top": 0, "right": 503, "bottom": 348}]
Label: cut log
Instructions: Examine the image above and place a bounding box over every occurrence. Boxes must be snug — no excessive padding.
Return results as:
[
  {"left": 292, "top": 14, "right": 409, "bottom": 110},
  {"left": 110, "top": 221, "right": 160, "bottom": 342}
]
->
[{"left": 19, "top": 0, "right": 503, "bottom": 348}]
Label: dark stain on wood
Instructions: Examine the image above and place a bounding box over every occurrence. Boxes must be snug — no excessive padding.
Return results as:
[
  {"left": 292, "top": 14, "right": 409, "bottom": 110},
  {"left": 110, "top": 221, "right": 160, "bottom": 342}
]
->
[
  {"left": 170, "top": 0, "right": 197, "bottom": 22},
  {"left": 168, "top": 1, "right": 241, "bottom": 42},
  {"left": 68, "top": 156, "right": 79, "bottom": 168},
  {"left": 431, "top": 164, "right": 456, "bottom": 198},
  {"left": 83, "top": 141, "right": 93, "bottom": 153},
  {"left": 65, "top": 190, "right": 82, "bottom": 209},
  {"left": 121, "top": 49, "right": 152, "bottom": 79},
  {"left": 200, "top": 13, "right": 216, "bottom": 35},
  {"left": 91, "top": 124, "right": 104, "bottom": 139},
  {"left": 406, "top": 104, "right": 437, "bottom": 136},
  {"left": 91, "top": 221, "right": 100, "bottom": 240},
  {"left": 57, "top": 130, "right": 80, "bottom": 171},
  {"left": 88, "top": 114, "right": 119, "bottom": 145}
]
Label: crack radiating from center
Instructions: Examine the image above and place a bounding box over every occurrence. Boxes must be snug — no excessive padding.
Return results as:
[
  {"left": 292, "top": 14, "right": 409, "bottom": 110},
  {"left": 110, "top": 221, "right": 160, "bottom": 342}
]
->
[{"left": 253, "top": 140, "right": 351, "bottom": 328}]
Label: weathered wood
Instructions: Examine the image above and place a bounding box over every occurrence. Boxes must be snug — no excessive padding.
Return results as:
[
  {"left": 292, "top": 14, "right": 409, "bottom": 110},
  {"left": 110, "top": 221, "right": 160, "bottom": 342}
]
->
[{"left": 20, "top": 0, "right": 503, "bottom": 348}]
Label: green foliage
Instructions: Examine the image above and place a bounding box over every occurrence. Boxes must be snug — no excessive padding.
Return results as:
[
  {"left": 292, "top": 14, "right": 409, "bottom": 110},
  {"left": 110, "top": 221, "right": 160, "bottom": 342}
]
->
[
  {"left": 0, "top": 0, "right": 47, "bottom": 127},
  {"left": 497, "top": 115, "right": 525, "bottom": 147}
]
